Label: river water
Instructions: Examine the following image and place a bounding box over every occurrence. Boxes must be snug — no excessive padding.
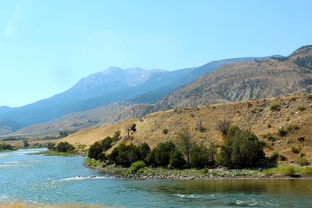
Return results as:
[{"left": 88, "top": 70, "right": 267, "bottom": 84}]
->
[{"left": 0, "top": 148, "right": 312, "bottom": 208}]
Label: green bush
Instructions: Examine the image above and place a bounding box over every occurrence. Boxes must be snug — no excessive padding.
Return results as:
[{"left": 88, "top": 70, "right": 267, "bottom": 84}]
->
[
  {"left": 109, "top": 144, "right": 142, "bottom": 167},
  {"left": 0, "top": 143, "right": 13, "bottom": 151},
  {"left": 162, "top": 128, "right": 169, "bottom": 134},
  {"left": 101, "top": 137, "right": 113, "bottom": 151},
  {"left": 56, "top": 142, "right": 75, "bottom": 153},
  {"left": 298, "top": 106, "right": 306, "bottom": 112},
  {"left": 190, "top": 145, "right": 212, "bottom": 168},
  {"left": 301, "top": 167, "right": 312, "bottom": 176},
  {"left": 129, "top": 161, "right": 146, "bottom": 174},
  {"left": 148, "top": 141, "right": 185, "bottom": 168},
  {"left": 279, "top": 154, "right": 287, "bottom": 161},
  {"left": 169, "top": 150, "right": 186, "bottom": 169},
  {"left": 88, "top": 142, "right": 106, "bottom": 161},
  {"left": 269, "top": 104, "right": 281, "bottom": 111},
  {"left": 295, "top": 157, "right": 310, "bottom": 166},
  {"left": 216, "top": 126, "right": 265, "bottom": 168},
  {"left": 291, "top": 146, "right": 301, "bottom": 154},
  {"left": 285, "top": 124, "right": 300, "bottom": 133},
  {"left": 278, "top": 128, "right": 288, "bottom": 137}
]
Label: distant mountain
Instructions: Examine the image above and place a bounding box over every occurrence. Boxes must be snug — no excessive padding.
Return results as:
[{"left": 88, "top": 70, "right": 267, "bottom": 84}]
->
[
  {"left": 156, "top": 45, "right": 312, "bottom": 108},
  {"left": 89, "top": 45, "right": 312, "bottom": 126},
  {"left": 0, "top": 67, "right": 164, "bottom": 126},
  {"left": 7, "top": 57, "right": 260, "bottom": 136},
  {"left": 0, "top": 118, "right": 24, "bottom": 135},
  {"left": 0, "top": 106, "right": 11, "bottom": 114}
]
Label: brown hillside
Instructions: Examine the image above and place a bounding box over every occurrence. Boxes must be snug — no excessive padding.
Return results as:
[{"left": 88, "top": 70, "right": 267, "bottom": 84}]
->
[{"left": 62, "top": 94, "right": 312, "bottom": 162}]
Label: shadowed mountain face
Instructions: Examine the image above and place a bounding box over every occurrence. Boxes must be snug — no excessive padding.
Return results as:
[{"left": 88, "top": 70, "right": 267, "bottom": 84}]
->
[
  {"left": 0, "top": 106, "right": 11, "bottom": 114},
  {"left": 96, "top": 45, "right": 312, "bottom": 126},
  {"left": 2, "top": 57, "right": 259, "bottom": 136},
  {"left": 0, "top": 118, "right": 24, "bottom": 135},
  {"left": 156, "top": 45, "right": 312, "bottom": 109}
]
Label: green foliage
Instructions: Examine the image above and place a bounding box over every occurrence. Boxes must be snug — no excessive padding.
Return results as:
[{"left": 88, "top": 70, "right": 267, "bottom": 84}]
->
[
  {"left": 216, "top": 120, "right": 231, "bottom": 136},
  {"left": 56, "top": 142, "right": 75, "bottom": 153},
  {"left": 295, "top": 157, "right": 310, "bottom": 166},
  {"left": 264, "top": 166, "right": 296, "bottom": 176},
  {"left": 262, "top": 133, "right": 276, "bottom": 141},
  {"left": 285, "top": 124, "right": 300, "bottom": 133},
  {"left": 0, "top": 143, "right": 13, "bottom": 151},
  {"left": 216, "top": 126, "right": 265, "bottom": 168},
  {"left": 162, "top": 128, "right": 169, "bottom": 134},
  {"left": 23, "top": 140, "right": 29, "bottom": 148},
  {"left": 129, "top": 161, "right": 146, "bottom": 174},
  {"left": 279, "top": 154, "right": 287, "bottom": 161},
  {"left": 169, "top": 150, "right": 186, "bottom": 169},
  {"left": 269, "top": 104, "right": 281, "bottom": 111},
  {"left": 101, "top": 137, "right": 113, "bottom": 151},
  {"left": 176, "top": 127, "right": 193, "bottom": 164},
  {"left": 88, "top": 141, "right": 106, "bottom": 161},
  {"left": 47, "top": 143, "right": 56, "bottom": 151},
  {"left": 109, "top": 143, "right": 143, "bottom": 167},
  {"left": 190, "top": 145, "right": 211, "bottom": 168},
  {"left": 148, "top": 141, "right": 185, "bottom": 168},
  {"left": 138, "top": 143, "right": 151, "bottom": 162},
  {"left": 267, "top": 124, "right": 272, "bottom": 128},
  {"left": 298, "top": 106, "right": 306, "bottom": 112},
  {"left": 278, "top": 128, "right": 288, "bottom": 137},
  {"left": 58, "top": 130, "right": 76, "bottom": 138},
  {"left": 291, "top": 146, "right": 301, "bottom": 154},
  {"left": 130, "top": 124, "right": 137, "bottom": 132}
]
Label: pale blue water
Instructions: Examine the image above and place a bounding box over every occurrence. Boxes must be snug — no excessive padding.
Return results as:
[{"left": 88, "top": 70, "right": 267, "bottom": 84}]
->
[{"left": 0, "top": 148, "right": 312, "bottom": 207}]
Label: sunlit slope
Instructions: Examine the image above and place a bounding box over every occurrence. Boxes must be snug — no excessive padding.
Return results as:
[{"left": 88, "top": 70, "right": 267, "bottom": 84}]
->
[{"left": 63, "top": 94, "right": 312, "bottom": 162}]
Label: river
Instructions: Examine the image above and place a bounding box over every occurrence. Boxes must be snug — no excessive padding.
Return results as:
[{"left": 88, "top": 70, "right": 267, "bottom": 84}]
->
[{"left": 0, "top": 148, "right": 312, "bottom": 208}]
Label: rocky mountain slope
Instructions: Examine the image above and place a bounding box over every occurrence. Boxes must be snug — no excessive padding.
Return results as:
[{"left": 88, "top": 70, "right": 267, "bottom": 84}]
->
[
  {"left": 102, "top": 45, "right": 312, "bottom": 124},
  {"left": 3, "top": 57, "right": 258, "bottom": 136},
  {"left": 62, "top": 94, "right": 312, "bottom": 162}
]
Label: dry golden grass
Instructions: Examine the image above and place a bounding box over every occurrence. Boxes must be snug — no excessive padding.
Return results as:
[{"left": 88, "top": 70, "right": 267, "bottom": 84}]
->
[
  {"left": 0, "top": 203, "right": 111, "bottom": 208},
  {"left": 62, "top": 94, "right": 312, "bottom": 162}
]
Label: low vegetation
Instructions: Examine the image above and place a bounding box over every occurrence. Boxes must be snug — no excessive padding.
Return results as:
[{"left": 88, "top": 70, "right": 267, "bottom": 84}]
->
[
  {"left": 36, "top": 142, "right": 78, "bottom": 156},
  {"left": 0, "top": 143, "right": 15, "bottom": 151},
  {"left": 86, "top": 125, "right": 269, "bottom": 176}
]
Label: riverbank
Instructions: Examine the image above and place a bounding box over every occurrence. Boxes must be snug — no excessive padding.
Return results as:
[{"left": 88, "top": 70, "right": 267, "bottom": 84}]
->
[
  {"left": 85, "top": 158, "right": 312, "bottom": 180},
  {"left": 32, "top": 150, "right": 81, "bottom": 156}
]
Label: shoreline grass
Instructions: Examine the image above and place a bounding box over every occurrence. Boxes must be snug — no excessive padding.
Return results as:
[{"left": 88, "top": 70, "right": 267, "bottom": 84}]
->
[
  {"left": 85, "top": 158, "right": 312, "bottom": 179},
  {"left": 32, "top": 150, "right": 81, "bottom": 157}
]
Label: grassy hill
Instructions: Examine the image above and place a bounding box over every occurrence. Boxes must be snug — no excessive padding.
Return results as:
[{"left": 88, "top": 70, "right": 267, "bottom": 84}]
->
[{"left": 62, "top": 94, "right": 312, "bottom": 163}]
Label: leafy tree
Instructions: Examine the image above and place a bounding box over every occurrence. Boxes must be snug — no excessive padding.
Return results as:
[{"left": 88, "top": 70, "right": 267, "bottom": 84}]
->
[
  {"left": 138, "top": 143, "right": 151, "bottom": 162},
  {"left": 216, "top": 126, "right": 265, "bottom": 168},
  {"left": 169, "top": 150, "right": 186, "bottom": 169},
  {"left": 56, "top": 142, "right": 75, "bottom": 153},
  {"left": 47, "top": 143, "right": 56, "bottom": 151},
  {"left": 23, "top": 140, "right": 29, "bottom": 148},
  {"left": 148, "top": 141, "right": 185, "bottom": 168},
  {"left": 108, "top": 144, "right": 142, "bottom": 167},
  {"left": 88, "top": 141, "right": 105, "bottom": 160},
  {"left": 216, "top": 120, "right": 231, "bottom": 136},
  {"left": 190, "top": 145, "right": 211, "bottom": 168},
  {"left": 176, "top": 127, "right": 193, "bottom": 164},
  {"left": 101, "top": 137, "right": 113, "bottom": 151}
]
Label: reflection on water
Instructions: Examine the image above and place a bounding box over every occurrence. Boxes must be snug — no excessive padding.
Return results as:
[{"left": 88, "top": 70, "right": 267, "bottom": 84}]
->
[{"left": 0, "top": 149, "right": 312, "bottom": 208}]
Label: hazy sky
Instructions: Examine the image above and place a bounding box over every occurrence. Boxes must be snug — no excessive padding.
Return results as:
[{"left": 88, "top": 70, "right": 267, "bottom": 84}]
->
[{"left": 0, "top": 0, "right": 312, "bottom": 107}]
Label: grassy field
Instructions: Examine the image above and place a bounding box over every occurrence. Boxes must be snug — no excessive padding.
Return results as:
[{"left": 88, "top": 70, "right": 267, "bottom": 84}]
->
[{"left": 63, "top": 94, "right": 312, "bottom": 163}]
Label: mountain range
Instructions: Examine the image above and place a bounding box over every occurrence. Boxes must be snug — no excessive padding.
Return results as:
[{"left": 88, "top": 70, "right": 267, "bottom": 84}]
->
[
  {"left": 1, "top": 45, "right": 312, "bottom": 137},
  {"left": 0, "top": 57, "right": 259, "bottom": 136}
]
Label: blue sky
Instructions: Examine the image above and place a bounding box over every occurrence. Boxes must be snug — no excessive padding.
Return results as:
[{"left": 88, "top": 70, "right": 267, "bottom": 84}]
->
[{"left": 0, "top": 0, "right": 311, "bottom": 107}]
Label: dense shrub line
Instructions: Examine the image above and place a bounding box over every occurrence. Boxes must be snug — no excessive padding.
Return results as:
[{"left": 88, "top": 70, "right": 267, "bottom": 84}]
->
[{"left": 88, "top": 125, "right": 266, "bottom": 170}]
